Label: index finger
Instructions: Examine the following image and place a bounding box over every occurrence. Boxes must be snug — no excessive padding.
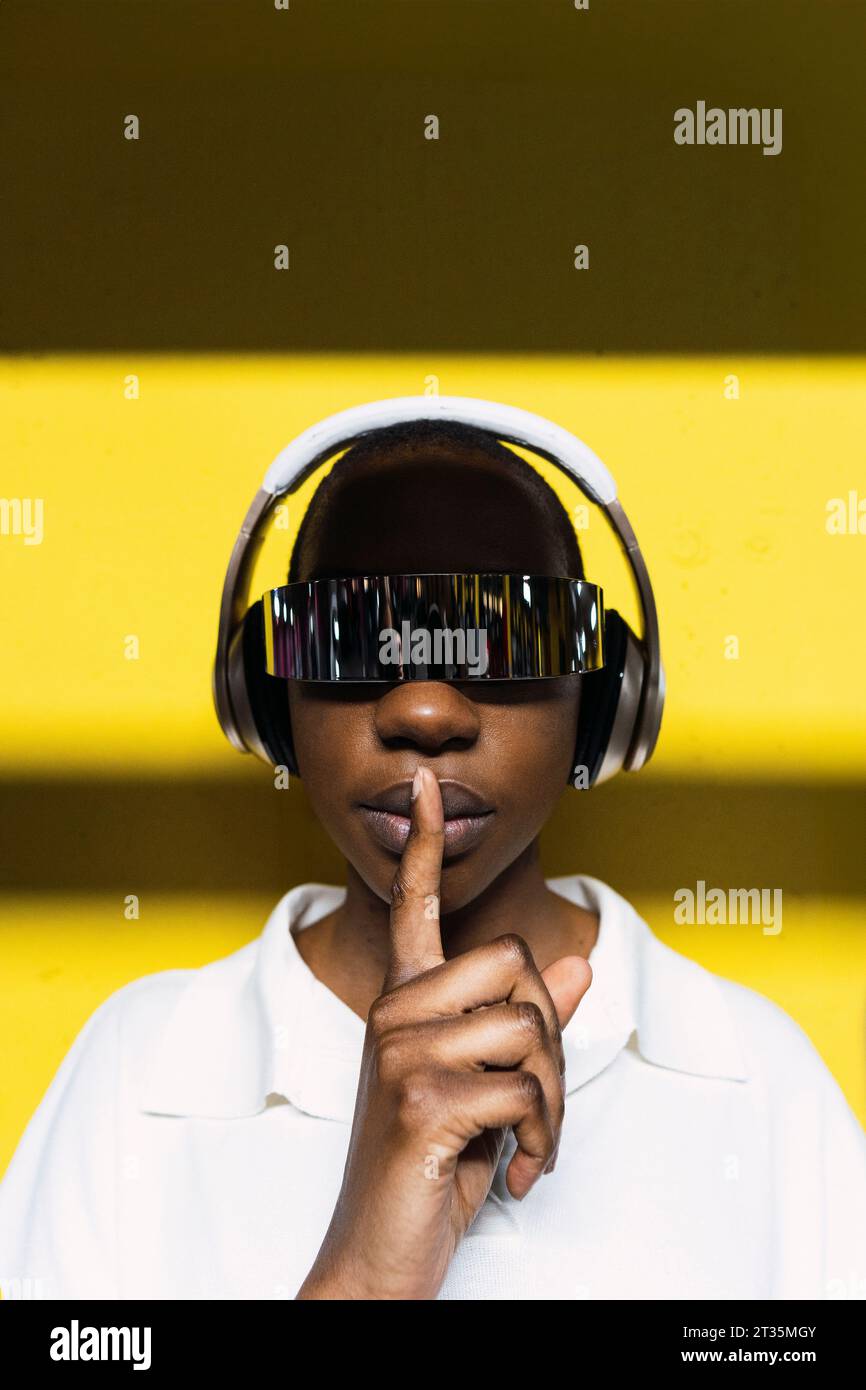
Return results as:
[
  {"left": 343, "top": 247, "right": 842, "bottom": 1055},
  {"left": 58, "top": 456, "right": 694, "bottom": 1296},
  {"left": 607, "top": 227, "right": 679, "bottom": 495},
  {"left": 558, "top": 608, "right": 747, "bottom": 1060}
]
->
[{"left": 383, "top": 765, "right": 446, "bottom": 991}]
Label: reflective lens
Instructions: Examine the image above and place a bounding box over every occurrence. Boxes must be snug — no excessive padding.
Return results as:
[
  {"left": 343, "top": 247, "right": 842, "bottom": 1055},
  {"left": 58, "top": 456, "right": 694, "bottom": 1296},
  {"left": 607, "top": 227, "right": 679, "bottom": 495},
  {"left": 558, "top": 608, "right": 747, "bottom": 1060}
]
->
[{"left": 262, "top": 574, "right": 604, "bottom": 681}]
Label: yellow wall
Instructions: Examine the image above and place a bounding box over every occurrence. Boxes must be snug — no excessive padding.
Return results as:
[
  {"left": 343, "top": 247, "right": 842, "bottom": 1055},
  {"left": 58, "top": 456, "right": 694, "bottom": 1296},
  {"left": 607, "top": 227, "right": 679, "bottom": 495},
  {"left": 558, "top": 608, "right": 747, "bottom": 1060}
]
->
[{"left": 2, "top": 355, "right": 864, "bottom": 1172}]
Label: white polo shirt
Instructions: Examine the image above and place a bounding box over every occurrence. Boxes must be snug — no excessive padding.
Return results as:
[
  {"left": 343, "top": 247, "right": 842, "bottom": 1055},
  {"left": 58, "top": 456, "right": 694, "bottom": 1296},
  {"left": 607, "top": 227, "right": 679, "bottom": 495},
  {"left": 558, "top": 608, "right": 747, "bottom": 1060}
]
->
[{"left": 1, "top": 875, "right": 865, "bottom": 1301}]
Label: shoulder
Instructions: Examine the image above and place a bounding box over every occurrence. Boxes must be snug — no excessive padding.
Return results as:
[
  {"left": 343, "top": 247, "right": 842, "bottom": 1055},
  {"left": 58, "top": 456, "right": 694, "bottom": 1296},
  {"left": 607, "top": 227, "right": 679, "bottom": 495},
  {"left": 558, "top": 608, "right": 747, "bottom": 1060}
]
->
[
  {"left": 8, "top": 934, "right": 264, "bottom": 1145},
  {"left": 2, "top": 969, "right": 200, "bottom": 1157},
  {"left": 707, "top": 971, "right": 827, "bottom": 1076},
  {"left": 57, "top": 942, "right": 259, "bottom": 1065},
  {"left": 11, "top": 884, "right": 341, "bottom": 1126},
  {"left": 650, "top": 930, "right": 861, "bottom": 1129},
  {"left": 106, "top": 940, "right": 261, "bottom": 1044},
  {"left": 77, "top": 935, "right": 268, "bottom": 1110},
  {"left": 83, "top": 966, "right": 199, "bottom": 1035},
  {"left": 649, "top": 923, "right": 839, "bottom": 1083},
  {"left": 564, "top": 874, "right": 862, "bottom": 1112}
]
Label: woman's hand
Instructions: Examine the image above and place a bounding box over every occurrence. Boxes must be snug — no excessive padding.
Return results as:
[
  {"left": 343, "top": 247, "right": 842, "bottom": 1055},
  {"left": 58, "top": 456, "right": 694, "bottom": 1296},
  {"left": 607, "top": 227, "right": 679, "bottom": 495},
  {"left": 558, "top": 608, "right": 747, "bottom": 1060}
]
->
[{"left": 296, "top": 765, "right": 592, "bottom": 1301}]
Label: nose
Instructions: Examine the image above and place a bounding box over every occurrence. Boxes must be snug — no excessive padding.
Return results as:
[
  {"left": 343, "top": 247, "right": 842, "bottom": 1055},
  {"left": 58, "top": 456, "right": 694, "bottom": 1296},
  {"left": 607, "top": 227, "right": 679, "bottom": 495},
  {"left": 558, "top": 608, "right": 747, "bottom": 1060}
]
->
[{"left": 373, "top": 682, "right": 482, "bottom": 755}]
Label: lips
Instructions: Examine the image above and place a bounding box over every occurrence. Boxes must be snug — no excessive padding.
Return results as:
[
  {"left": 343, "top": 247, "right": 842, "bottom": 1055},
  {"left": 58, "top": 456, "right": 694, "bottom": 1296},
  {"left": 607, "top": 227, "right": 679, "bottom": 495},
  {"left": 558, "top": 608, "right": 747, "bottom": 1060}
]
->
[{"left": 358, "top": 778, "right": 495, "bottom": 859}]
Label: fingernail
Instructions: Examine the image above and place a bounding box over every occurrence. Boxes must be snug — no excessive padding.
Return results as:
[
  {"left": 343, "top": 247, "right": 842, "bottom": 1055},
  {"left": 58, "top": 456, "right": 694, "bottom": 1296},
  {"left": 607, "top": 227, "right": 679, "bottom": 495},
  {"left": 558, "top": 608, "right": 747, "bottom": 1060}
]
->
[{"left": 411, "top": 767, "right": 425, "bottom": 800}]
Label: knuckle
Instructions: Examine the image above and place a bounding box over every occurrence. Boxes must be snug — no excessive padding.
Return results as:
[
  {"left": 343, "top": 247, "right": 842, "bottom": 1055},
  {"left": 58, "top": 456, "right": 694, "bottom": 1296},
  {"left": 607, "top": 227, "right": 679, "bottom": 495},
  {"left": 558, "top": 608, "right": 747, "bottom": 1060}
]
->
[
  {"left": 368, "top": 990, "right": 403, "bottom": 1035},
  {"left": 496, "top": 932, "right": 533, "bottom": 969},
  {"left": 395, "top": 1070, "right": 437, "bottom": 1129},
  {"left": 373, "top": 1030, "right": 406, "bottom": 1084},
  {"left": 367, "top": 994, "right": 391, "bottom": 1032},
  {"left": 514, "top": 1001, "right": 545, "bottom": 1039},
  {"left": 409, "top": 817, "right": 445, "bottom": 846},
  {"left": 550, "top": 1087, "right": 566, "bottom": 1128},
  {"left": 389, "top": 871, "right": 409, "bottom": 910},
  {"left": 547, "top": 1020, "right": 565, "bottom": 1070},
  {"left": 514, "top": 1069, "right": 543, "bottom": 1106}
]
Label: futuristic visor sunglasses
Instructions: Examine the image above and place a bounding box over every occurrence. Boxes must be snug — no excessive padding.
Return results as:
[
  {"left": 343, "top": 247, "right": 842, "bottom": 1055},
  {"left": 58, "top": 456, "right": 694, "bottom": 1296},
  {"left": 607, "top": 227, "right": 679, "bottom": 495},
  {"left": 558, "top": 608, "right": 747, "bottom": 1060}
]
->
[{"left": 261, "top": 572, "right": 604, "bottom": 682}]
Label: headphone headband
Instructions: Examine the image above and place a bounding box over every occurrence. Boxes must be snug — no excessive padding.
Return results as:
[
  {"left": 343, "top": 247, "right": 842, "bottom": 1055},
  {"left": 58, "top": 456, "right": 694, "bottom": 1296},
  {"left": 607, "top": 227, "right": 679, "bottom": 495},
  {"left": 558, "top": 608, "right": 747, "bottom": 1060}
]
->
[
  {"left": 213, "top": 395, "right": 664, "bottom": 779},
  {"left": 262, "top": 395, "right": 617, "bottom": 505}
]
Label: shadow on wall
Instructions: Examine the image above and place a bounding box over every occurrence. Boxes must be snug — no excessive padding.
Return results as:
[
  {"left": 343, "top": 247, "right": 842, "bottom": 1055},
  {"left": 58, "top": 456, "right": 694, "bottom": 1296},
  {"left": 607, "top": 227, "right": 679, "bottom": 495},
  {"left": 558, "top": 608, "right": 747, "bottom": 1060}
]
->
[{"left": 1, "top": 776, "right": 863, "bottom": 896}]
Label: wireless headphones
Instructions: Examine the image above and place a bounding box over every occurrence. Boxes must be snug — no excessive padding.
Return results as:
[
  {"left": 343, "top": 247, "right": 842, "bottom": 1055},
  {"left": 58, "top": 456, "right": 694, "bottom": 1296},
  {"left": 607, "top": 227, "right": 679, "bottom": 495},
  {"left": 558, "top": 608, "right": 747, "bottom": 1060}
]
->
[{"left": 213, "top": 396, "right": 665, "bottom": 787}]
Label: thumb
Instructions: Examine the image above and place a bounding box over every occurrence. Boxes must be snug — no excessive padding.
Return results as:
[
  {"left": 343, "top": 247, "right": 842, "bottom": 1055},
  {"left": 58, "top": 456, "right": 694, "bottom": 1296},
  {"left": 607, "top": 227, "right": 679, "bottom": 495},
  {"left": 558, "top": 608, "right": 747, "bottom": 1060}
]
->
[{"left": 540, "top": 955, "right": 593, "bottom": 1032}]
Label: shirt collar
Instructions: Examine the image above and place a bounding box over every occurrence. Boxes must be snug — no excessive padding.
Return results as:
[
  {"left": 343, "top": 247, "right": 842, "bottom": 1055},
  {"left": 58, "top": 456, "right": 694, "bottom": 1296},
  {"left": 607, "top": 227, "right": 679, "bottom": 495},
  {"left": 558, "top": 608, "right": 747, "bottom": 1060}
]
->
[{"left": 137, "top": 875, "right": 748, "bottom": 1123}]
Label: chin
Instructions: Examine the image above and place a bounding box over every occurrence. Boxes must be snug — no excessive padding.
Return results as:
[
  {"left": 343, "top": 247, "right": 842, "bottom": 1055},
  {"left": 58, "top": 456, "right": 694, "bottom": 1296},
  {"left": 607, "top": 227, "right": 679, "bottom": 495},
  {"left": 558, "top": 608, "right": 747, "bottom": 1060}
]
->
[
  {"left": 437, "top": 855, "right": 505, "bottom": 916},
  {"left": 358, "top": 848, "right": 493, "bottom": 916}
]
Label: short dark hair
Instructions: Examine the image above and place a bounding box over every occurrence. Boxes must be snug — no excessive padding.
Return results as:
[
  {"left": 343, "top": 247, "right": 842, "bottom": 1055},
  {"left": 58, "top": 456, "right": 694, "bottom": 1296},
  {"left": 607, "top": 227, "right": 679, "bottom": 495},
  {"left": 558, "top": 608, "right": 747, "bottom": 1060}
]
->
[{"left": 288, "top": 418, "right": 583, "bottom": 581}]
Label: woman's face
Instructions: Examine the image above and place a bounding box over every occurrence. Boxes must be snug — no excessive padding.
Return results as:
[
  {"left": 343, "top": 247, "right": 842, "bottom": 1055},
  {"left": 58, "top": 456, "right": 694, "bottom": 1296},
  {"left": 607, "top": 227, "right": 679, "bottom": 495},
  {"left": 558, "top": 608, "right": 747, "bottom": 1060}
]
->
[
  {"left": 285, "top": 444, "right": 583, "bottom": 914},
  {"left": 288, "top": 675, "right": 580, "bottom": 913}
]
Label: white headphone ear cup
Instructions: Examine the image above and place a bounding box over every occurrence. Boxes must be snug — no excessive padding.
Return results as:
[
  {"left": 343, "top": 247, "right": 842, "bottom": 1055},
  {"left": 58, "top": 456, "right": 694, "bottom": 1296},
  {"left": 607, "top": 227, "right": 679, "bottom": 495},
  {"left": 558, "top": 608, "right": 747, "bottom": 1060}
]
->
[{"left": 591, "top": 624, "right": 647, "bottom": 786}]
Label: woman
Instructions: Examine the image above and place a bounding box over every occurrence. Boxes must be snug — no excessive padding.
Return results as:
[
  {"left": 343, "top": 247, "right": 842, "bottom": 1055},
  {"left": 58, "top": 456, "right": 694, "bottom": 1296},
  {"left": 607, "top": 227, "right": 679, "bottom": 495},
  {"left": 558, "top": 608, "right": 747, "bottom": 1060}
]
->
[{"left": 1, "top": 415, "right": 864, "bottom": 1302}]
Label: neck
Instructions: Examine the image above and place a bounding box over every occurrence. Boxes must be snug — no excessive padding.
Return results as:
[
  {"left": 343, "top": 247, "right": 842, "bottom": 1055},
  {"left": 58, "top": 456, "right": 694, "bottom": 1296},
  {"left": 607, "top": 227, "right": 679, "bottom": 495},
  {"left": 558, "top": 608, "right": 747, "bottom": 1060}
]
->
[{"left": 293, "top": 840, "right": 599, "bottom": 1021}]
